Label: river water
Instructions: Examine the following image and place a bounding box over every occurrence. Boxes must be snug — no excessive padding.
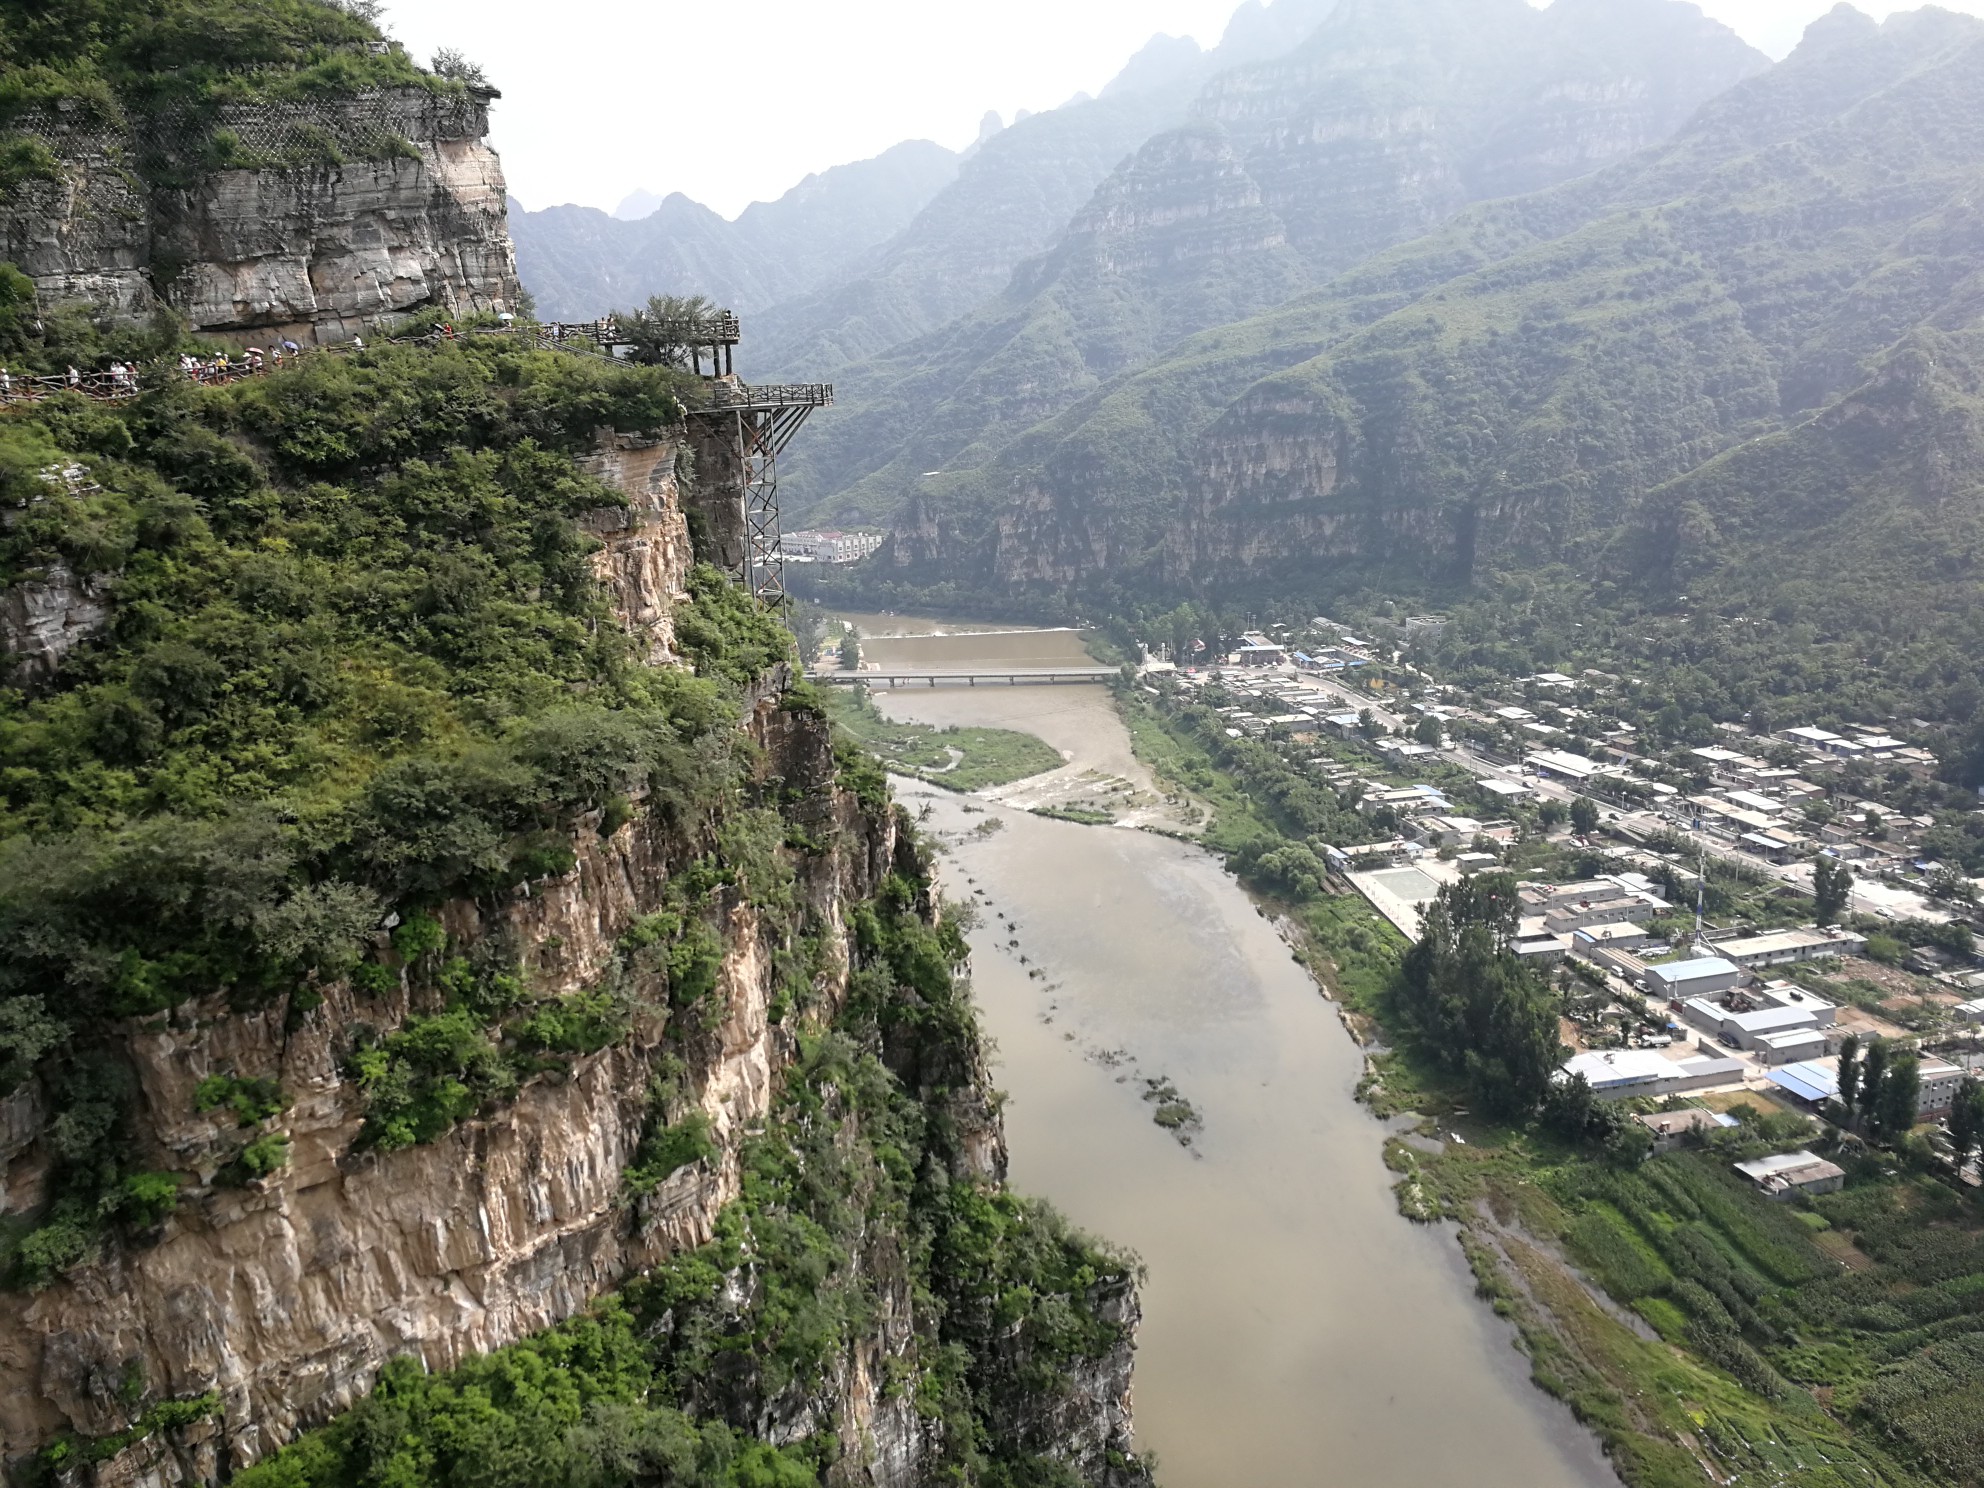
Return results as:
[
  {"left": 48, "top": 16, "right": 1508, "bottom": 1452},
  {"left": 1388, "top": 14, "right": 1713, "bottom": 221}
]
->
[{"left": 833, "top": 616, "right": 1617, "bottom": 1487}]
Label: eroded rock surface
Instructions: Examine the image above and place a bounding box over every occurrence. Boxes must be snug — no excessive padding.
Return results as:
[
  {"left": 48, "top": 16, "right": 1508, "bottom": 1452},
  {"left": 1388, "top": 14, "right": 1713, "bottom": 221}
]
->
[{"left": 2, "top": 89, "right": 520, "bottom": 345}]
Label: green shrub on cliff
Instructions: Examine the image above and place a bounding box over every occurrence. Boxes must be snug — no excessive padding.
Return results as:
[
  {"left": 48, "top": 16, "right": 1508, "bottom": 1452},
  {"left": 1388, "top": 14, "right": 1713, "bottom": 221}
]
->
[
  {"left": 224, "top": 1312, "right": 820, "bottom": 1488},
  {"left": 0, "top": 0, "right": 450, "bottom": 118},
  {"left": 223, "top": 866, "right": 1136, "bottom": 1488},
  {"left": 0, "top": 336, "right": 788, "bottom": 1284}
]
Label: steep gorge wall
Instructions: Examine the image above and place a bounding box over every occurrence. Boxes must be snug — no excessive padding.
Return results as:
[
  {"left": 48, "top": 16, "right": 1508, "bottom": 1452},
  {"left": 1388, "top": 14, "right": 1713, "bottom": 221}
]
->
[
  {"left": 0, "top": 700, "right": 904, "bottom": 1483},
  {"left": 1, "top": 88, "right": 520, "bottom": 345},
  {"left": 0, "top": 423, "right": 1147, "bottom": 1488}
]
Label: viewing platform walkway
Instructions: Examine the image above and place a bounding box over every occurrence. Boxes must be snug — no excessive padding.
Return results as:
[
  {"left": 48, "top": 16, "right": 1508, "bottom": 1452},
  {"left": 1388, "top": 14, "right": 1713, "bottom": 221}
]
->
[{"left": 818, "top": 668, "right": 1118, "bottom": 689}]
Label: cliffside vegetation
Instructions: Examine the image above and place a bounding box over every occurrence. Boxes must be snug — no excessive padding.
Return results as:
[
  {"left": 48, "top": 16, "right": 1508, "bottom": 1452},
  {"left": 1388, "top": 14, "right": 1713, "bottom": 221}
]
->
[
  {"left": 225, "top": 881, "right": 1142, "bottom": 1488},
  {"left": 0, "top": 0, "right": 484, "bottom": 206},
  {"left": 1, "top": 284, "right": 1147, "bottom": 1482},
  {"left": 0, "top": 334, "right": 720, "bottom": 1282},
  {"left": 0, "top": 0, "right": 454, "bottom": 118}
]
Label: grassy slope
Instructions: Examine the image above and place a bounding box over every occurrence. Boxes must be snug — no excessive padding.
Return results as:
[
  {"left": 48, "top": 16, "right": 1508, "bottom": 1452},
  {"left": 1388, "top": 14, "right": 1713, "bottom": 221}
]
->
[{"left": 819, "top": 686, "right": 1062, "bottom": 793}]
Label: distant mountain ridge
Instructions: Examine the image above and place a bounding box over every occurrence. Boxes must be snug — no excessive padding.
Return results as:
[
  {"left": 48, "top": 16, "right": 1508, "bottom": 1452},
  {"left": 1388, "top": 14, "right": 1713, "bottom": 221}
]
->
[
  {"left": 781, "top": 0, "right": 1765, "bottom": 530},
  {"left": 739, "top": 0, "right": 1344, "bottom": 381},
  {"left": 510, "top": 139, "right": 960, "bottom": 319},
  {"left": 859, "top": 2, "right": 1984, "bottom": 646},
  {"left": 510, "top": 0, "right": 1342, "bottom": 354}
]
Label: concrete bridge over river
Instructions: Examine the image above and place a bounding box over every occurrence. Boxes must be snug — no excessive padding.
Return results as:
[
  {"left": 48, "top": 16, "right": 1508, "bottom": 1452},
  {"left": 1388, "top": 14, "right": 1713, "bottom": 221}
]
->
[{"left": 816, "top": 668, "right": 1118, "bottom": 689}]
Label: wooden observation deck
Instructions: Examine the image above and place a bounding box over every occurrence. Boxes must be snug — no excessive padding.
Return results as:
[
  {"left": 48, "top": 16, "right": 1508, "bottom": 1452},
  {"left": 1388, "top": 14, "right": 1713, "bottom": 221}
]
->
[{"left": 511, "top": 314, "right": 830, "bottom": 607}]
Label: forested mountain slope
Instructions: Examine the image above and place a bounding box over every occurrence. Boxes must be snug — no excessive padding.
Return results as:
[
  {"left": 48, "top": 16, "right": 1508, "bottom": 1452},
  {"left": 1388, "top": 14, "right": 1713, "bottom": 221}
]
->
[
  {"left": 510, "top": 140, "right": 961, "bottom": 321},
  {"left": 864, "top": 2, "right": 1984, "bottom": 640},
  {"left": 780, "top": 0, "right": 1763, "bottom": 528}
]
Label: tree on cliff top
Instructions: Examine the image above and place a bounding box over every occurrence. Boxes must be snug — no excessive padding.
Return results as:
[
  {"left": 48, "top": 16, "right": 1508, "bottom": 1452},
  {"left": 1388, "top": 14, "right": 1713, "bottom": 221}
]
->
[{"left": 620, "top": 295, "right": 728, "bottom": 371}]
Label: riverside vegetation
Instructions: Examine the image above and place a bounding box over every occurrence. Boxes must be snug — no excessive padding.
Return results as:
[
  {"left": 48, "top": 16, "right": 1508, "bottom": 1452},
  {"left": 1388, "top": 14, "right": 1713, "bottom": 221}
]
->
[
  {"left": 0, "top": 284, "right": 1149, "bottom": 1484},
  {"left": 817, "top": 686, "right": 1064, "bottom": 795},
  {"left": 1117, "top": 675, "right": 1984, "bottom": 1488}
]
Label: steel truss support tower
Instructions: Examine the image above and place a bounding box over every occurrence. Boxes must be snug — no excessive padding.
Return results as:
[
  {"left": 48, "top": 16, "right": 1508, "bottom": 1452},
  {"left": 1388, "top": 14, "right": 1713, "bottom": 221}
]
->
[{"left": 689, "top": 383, "right": 833, "bottom": 607}]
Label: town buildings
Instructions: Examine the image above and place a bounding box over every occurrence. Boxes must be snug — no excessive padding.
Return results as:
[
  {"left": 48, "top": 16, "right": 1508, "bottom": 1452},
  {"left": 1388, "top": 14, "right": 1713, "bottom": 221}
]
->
[
  {"left": 1735, "top": 1150, "right": 1847, "bottom": 1200},
  {"left": 783, "top": 529, "right": 883, "bottom": 564},
  {"left": 1560, "top": 1049, "right": 1748, "bottom": 1101}
]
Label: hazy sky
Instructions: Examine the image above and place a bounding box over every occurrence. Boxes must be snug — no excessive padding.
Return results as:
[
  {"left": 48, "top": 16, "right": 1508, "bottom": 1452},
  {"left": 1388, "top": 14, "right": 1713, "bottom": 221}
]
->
[{"left": 377, "top": 0, "right": 1984, "bottom": 219}]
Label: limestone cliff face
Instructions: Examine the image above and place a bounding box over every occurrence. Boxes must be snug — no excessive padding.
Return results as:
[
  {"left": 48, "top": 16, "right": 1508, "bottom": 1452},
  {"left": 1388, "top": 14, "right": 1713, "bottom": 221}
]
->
[
  {"left": 0, "top": 701, "right": 908, "bottom": 1484},
  {"left": 1, "top": 88, "right": 519, "bottom": 345},
  {"left": 0, "top": 563, "right": 112, "bottom": 686},
  {"left": 0, "top": 426, "right": 803, "bottom": 1467},
  {"left": 0, "top": 413, "right": 1144, "bottom": 1487},
  {"left": 579, "top": 433, "right": 697, "bottom": 665}
]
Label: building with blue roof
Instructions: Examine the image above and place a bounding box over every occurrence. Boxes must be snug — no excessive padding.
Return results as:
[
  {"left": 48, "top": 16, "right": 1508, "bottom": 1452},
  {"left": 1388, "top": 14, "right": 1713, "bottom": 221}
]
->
[{"left": 1767, "top": 1060, "right": 1839, "bottom": 1108}]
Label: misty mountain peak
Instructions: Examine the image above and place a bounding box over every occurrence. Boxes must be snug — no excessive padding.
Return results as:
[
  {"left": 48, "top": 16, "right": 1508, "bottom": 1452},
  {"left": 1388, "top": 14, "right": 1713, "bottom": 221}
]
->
[
  {"left": 1799, "top": 1, "right": 1880, "bottom": 54},
  {"left": 612, "top": 188, "right": 665, "bottom": 222},
  {"left": 1102, "top": 33, "right": 1207, "bottom": 100}
]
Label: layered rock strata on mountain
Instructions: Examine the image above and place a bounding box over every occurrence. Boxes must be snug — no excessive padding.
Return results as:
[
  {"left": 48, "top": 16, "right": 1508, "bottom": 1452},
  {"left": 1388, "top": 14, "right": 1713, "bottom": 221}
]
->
[
  {"left": 1, "top": 87, "right": 520, "bottom": 344},
  {"left": 782, "top": 0, "right": 1764, "bottom": 531},
  {"left": 871, "top": 5, "right": 1984, "bottom": 600}
]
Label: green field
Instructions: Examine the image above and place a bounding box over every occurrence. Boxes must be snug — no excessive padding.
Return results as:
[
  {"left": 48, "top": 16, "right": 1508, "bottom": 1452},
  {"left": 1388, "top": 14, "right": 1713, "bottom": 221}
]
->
[{"left": 820, "top": 688, "right": 1062, "bottom": 793}]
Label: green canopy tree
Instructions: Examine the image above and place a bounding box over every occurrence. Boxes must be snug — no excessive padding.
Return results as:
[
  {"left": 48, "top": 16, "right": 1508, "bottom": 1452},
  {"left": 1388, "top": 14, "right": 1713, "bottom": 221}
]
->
[
  {"left": 1875, "top": 1053, "right": 1921, "bottom": 1142},
  {"left": 1837, "top": 1033, "right": 1862, "bottom": 1116},
  {"left": 1400, "top": 875, "right": 1564, "bottom": 1117},
  {"left": 1950, "top": 1076, "right": 1984, "bottom": 1170},
  {"left": 1861, "top": 1038, "right": 1891, "bottom": 1133},
  {"left": 618, "top": 295, "right": 725, "bottom": 370},
  {"left": 1814, "top": 854, "right": 1854, "bottom": 926}
]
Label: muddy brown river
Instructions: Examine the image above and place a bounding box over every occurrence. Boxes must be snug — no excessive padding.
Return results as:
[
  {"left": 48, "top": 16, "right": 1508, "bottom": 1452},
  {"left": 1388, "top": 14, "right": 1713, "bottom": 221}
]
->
[{"left": 831, "top": 616, "right": 1616, "bottom": 1487}]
